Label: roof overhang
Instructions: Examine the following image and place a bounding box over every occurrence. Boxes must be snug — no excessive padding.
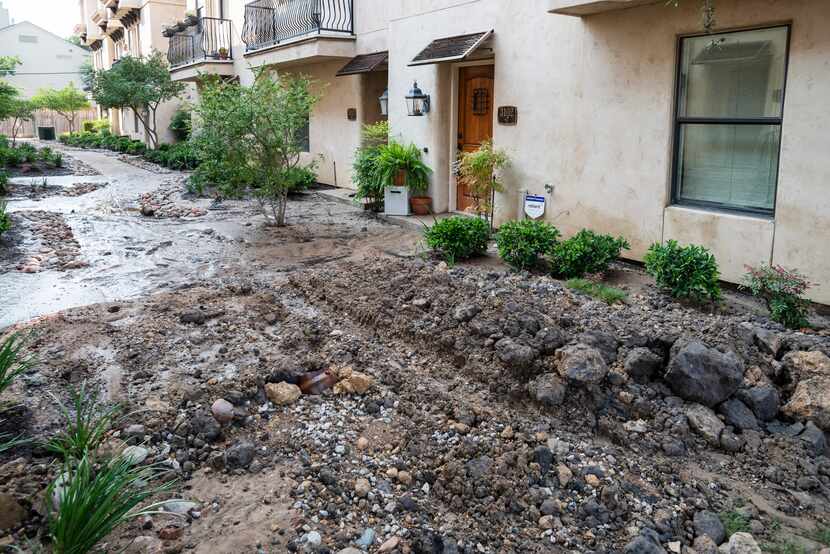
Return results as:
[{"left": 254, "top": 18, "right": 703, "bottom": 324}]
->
[
  {"left": 408, "top": 30, "right": 493, "bottom": 66},
  {"left": 548, "top": 0, "right": 662, "bottom": 16},
  {"left": 91, "top": 7, "right": 108, "bottom": 25},
  {"left": 336, "top": 51, "right": 388, "bottom": 77},
  {"left": 106, "top": 19, "right": 124, "bottom": 36}
]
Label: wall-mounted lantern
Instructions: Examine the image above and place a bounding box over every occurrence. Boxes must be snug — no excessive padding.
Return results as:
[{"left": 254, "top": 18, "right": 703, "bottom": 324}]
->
[
  {"left": 405, "top": 81, "right": 430, "bottom": 116},
  {"left": 379, "top": 88, "right": 389, "bottom": 117}
]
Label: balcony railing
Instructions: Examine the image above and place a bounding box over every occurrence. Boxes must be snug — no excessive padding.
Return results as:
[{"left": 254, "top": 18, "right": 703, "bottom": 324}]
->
[
  {"left": 167, "top": 17, "right": 233, "bottom": 68},
  {"left": 242, "top": 0, "right": 354, "bottom": 53}
]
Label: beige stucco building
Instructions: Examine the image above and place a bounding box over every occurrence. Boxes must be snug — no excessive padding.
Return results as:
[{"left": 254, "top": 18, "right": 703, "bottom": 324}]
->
[
  {"left": 76, "top": 0, "right": 192, "bottom": 143},
  {"left": 158, "top": 0, "right": 829, "bottom": 304}
]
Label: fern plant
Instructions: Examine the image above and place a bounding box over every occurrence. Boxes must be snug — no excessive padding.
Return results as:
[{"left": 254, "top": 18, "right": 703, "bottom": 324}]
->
[{"left": 375, "top": 141, "right": 432, "bottom": 194}]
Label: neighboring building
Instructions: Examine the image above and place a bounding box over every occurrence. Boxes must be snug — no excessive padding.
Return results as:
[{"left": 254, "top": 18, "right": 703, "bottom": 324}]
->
[
  {"left": 0, "top": 21, "right": 90, "bottom": 98},
  {"left": 162, "top": 0, "right": 829, "bottom": 304},
  {"left": 0, "top": 2, "right": 10, "bottom": 28},
  {"left": 76, "top": 0, "right": 191, "bottom": 143}
]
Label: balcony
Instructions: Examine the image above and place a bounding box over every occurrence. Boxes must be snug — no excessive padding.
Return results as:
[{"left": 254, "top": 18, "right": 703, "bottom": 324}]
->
[
  {"left": 167, "top": 17, "right": 235, "bottom": 81},
  {"left": 242, "top": 0, "right": 354, "bottom": 53},
  {"left": 106, "top": 0, "right": 142, "bottom": 21},
  {"left": 91, "top": 7, "right": 108, "bottom": 27}
]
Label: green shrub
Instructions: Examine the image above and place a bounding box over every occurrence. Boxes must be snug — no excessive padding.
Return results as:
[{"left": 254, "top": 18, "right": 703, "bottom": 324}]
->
[
  {"left": 425, "top": 216, "right": 490, "bottom": 264},
  {"left": 126, "top": 140, "right": 146, "bottom": 155},
  {"left": 742, "top": 264, "right": 811, "bottom": 329},
  {"left": 3, "top": 147, "right": 24, "bottom": 167},
  {"left": 82, "top": 121, "right": 95, "bottom": 133},
  {"left": 159, "top": 142, "right": 200, "bottom": 170},
  {"left": 720, "top": 510, "right": 751, "bottom": 538},
  {"left": 644, "top": 240, "right": 721, "bottom": 303},
  {"left": 550, "top": 229, "right": 630, "bottom": 278},
  {"left": 0, "top": 201, "right": 9, "bottom": 237},
  {"left": 17, "top": 143, "right": 37, "bottom": 163},
  {"left": 566, "top": 278, "right": 628, "bottom": 304},
  {"left": 46, "top": 382, "right": 121, "bottom": 462},
  {"left": 169, "top": 107, "right": 192, "bottom": 141},
  {"left": 287, "top": 164, "right": 317, "bottom": 191},
  {"left": 0, "top": 170, "right": 8, "bottom": 195},
  {"left": 48, "top": 454, "right": 176, "bottom": 554},
  {"left": 0, "top": 135, "right": 7, "bottom": 149},
  {"left": 0, "top": 333, "right": 32, "bottom": 395},
  {"left": 352, "top": 146, "right": 383, "bottom": 205},
  {"left": 495, "top": 219, "right": 560, "bottom": 270}
]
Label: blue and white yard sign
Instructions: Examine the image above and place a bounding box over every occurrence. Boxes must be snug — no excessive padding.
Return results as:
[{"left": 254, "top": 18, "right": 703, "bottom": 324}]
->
[{"left": 524, "top": 194, "right": 546, "bottom": 219}]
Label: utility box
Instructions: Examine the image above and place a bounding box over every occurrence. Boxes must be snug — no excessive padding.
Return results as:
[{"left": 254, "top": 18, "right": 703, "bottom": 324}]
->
[{"left": 384, "top": 186, "right": 410, "bottom": 216}]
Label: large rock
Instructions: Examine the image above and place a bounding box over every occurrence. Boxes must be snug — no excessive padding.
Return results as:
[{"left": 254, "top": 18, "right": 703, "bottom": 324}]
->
[
  {"left": 623, "top": 529, "right": 666, "bottom": 554},
  {"left": 782, "top": 377, "right": 830, "bottom": 431},
  {"left": 693, "top": 510, "right": 726, "bottom": 545},
  {"left": 719, "top": 532, "right": 761, "bottom": 554},
  {"left": 686, "top": 403, "right": 725, "bottom": 445},
  {"left": 555, "top": 344, "right": 608, "bottom": 385},
  {"left": 211, "top": 398, "right": 235, "bottom": 424},
  {"left": 0, "top": 493, "right": 25, "bottom": 531},
  {"left": 495, "top": 338, "right": 538, "bottom": 369},
  {"left": 528, "top": 373, "right": 567, "bottom": 407},
  {"left": 266, "top": 382, "right": 302, "bottom": 405},
  {"left": 782, "top": 350, "right": 830, "bottom": 384},
  {"left": 736, "top": 385, "right": 780, "bottom": 422},
  {"left": 224, "top": 440, "right": 255, "bottom": 469},
  {"left": 665, "top": 342, "right": 743, "bottom": 407},
  {"left": 577, "top": 331, "right": 619, "bottom": 365},
  {"left": 753, "top": 328, "right": 782, "bottom": 357},
  {"left": 624, "top": 348, "right": 664, "bottom": 383},
  {"left": 799, "top": 421, "right": 827, "bottom": 456},
  {"left": 189, "top": 410, "right": 222, "bottom": 441},
  {"left": 717, "top": 398, "right": 760, "bottom": 432}
]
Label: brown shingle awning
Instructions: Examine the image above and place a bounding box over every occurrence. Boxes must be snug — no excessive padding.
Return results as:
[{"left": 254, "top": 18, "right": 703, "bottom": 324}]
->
[
  {"left": 408, "top": 30, "right": 493, "bottom": 66},
  {"left": 336, "top": 51, "right": 389, "bottom": 77}
]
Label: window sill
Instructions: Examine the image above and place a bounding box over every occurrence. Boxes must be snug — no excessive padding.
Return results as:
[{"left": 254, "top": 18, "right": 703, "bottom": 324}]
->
[{"left": 668, "top": 202, "right": 775, "bottom": 222}]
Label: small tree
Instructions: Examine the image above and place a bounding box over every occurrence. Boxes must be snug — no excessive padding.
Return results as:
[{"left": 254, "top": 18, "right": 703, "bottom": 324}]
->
[
  {"left": 32, "top": 84, "right": 90, "bottom": 135},
  {"left": 91, "top": 52, "right": 185, "bottom": 149},
  {"left": 7, "top": 98, "right": 34, "bottom": 145},
  {"left": 194, "top": 70, "right": 320, "bottom": 226}
]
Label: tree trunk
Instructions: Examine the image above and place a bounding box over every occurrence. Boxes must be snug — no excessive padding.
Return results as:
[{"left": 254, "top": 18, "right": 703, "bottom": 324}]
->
[{"left": 276, "top": 191, "right": 287, "bottom": 227}]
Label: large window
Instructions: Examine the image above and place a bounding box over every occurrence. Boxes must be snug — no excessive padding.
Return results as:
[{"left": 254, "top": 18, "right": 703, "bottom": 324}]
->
[{"left": 673, "top": 26, "right": 789, "bottom": 215}]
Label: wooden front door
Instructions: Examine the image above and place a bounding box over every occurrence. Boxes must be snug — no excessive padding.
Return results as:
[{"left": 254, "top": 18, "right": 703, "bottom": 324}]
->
[{"left": 457, "top": 64, "right": 495, "bottom": 213}]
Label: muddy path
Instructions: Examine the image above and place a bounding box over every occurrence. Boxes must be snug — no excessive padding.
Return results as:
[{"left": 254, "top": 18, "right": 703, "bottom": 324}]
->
[{"left": 0, "top": 145, "right": 421, "bottom": 328}]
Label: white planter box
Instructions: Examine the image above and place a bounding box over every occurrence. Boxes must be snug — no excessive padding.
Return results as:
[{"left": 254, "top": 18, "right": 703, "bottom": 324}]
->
[{"left": 384, "top": 186, "right": 410, "bottom": 216}]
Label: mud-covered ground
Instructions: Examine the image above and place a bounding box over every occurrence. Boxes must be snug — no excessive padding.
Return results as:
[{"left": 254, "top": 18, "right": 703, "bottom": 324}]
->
[{"left": 1, "top": 144, "right": 830, "bottom": 554}]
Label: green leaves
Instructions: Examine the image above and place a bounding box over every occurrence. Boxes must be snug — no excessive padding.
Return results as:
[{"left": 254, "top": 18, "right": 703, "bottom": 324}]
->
[
  {"left": 644, "top": 240, "right": 721, "bottom": 303},
  {"left": 424, "top": 216, "right": 490, "bottom": 264},
  {"left": 550, "top": 230, "right": 630, "bottom": 279},
  {"left": 495, "top": 219, "right": 560, "bottom": 270},
  {"left": 375, "top": 141, "right": 432, "bottom": 194},
  {"left": 456, "top": 140, "right": 510, "bottom": 215},
  {"left": 30, "top": 84, "right": 90, "bottom": 134},
  {"left": 46, "top": 382, "right": 122, "bottom": 462},
  {"left": 0, "top": 333, "right": 33, "bottom": 396},
  {"left": 742, "top": 264, "right": 811, "bottom": 328}
]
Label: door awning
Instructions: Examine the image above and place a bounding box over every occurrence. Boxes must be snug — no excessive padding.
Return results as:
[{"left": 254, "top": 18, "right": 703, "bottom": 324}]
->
[
  {"left": 408, "top": 30, "right": 494, "bottom": 66},
  {"left": 336, "top": 51, "right": 389, "bottom": 77}
]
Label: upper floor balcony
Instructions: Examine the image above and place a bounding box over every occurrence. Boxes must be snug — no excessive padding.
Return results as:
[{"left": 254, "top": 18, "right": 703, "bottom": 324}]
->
[
  {"left": 547, "top": 0, "right": 661, "bottom": 16},
  {"left": 241, "top": 0, "right": 354, "bottom": 54},
  {"left": 105, "top": 0, "right": 143, "bottom": 21},
  {"left": 167, "top": 16, "right": 235, "bottom": 81}
]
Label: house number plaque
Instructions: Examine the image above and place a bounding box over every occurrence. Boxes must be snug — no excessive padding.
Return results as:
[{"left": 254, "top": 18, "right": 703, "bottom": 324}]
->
[{"left": 498, "top": 106, "right": 517, "bottom": 125}]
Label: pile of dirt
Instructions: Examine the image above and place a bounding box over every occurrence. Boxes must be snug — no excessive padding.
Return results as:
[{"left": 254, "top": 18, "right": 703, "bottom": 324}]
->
[{"left": 1, "top": 257, "right": 829, "bottom": 553}]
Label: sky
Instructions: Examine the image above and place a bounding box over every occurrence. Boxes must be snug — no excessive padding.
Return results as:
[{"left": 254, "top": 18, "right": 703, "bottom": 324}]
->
[{"left": 2, "top": 0, "right": 78, "bottom": 39}]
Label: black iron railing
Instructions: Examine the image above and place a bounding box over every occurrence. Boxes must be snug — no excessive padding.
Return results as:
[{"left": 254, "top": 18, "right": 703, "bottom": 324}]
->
[
  {"left": 242, "top": 0, "right": 354, "bottom": 53},
  {"left": 167, "top": 17, "right": 233, "bottom": 68}
]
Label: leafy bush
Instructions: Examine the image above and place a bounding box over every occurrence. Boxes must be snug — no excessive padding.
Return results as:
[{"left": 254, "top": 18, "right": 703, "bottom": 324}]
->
[
  {"left": 286, "top": 164, "right": 317, "bottom": 191},
  {"left": 425, "top": 216, "right": 490, "bottom": 264},
  {"left": 566, "top": 278, "right": 628, "bottom": 305},
  {"left": 644, "top": 240, "right": 721, "bottom": 303},
  {"left": 46, "top": 383, "right": 121, "bottom": 462},
  {"left": 126, "top": 140, "right": 146, "bottom": 155},
  {"left": 0, "top": 169, "right": 8, "bottom": 195},
  {"left": 352, "top": 121, "right": 389, "bottom": 208},
  {"left": 742, "top": 264, "right": 811, "bottom": 329},
  {"left": 169, "top": 107, "right": 192, "bottom": 141},
  {"left": 17, "top": 143, "right": 37, "bottom": 163},
  {"left": 495, "top": 219, "right": 560, "bottom": 270},
  {"left": 0, "top": 200, "right": 10, "bottom": 237},
  {"left": 550, "top": 229, "right": 630, "bottom": 278},
  {"left": 455, "top": 139, "right": 510, "bottom": 216},
  {"left": 155, "top": 142, "right": 200, "bottom": 170},
  {"left": 48, "top": 454, "right": 175, "bottom": 554}
]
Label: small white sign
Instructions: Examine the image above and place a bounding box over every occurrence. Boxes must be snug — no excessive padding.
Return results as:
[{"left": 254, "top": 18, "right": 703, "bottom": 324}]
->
[{"left": 524, "top": 194, "right": 546, "bottom": 219}]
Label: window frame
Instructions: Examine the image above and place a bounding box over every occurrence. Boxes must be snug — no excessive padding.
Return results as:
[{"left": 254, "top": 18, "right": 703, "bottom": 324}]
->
[{"left": 670, "top": 23, "right": 792, "bottom": 218}]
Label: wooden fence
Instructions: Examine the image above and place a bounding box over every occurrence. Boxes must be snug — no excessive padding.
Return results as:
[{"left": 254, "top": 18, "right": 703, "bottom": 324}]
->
[{"left": 0, "top": 108, "right": 99, "bottom": 139}]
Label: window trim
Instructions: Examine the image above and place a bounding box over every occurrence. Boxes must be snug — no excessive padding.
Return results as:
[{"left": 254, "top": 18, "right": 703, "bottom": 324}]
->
[{"left": 670, "top": 23, "right": 792, "bottom": 218}]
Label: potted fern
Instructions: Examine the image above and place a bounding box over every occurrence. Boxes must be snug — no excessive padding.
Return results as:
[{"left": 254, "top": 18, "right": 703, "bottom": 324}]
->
[{"left": 376, "top": 141, "right": 432, "bottom": 216}]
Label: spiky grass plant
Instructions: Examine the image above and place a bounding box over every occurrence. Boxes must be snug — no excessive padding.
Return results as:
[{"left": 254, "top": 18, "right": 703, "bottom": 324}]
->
[
  {"left": 46, "top": 383, "right": 122, "bottom": 462},
  {"left": 48, "top": 454, "right": 177, "bottom": 554},
  {"left": 566, "top": 278, "right": 628, "bottom": 305},
  {"left": 0, "top": 333, "right": 33, "bottom": 396}
]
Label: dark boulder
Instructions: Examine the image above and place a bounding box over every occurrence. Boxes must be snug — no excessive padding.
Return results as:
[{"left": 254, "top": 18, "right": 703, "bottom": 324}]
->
[
  {"left": 737, "top": 385, "right": 780, "bottom": 422},
  {"left": 693, "top": 510, "right": 726, "bottom": 545},
  {"left": 495, "top": 338, "right": 538, "bottom": 369},
  {"left": 555, "top": 344, "right": 608, "bottom": 385},
  {"left": 665, "top": 341, "right": 743, "bottom": 407},
  {"left": 528, "top": 373, "right": 567, "bottom": 407},
  {"left": 718, "top": 398, "right": 760, "bottom": 432},
  {"left": 577, "top": 331, "right": 619, "bottom": 365},
  {"left": 624, "top": 348, "right": 664, "bottom": 383}
]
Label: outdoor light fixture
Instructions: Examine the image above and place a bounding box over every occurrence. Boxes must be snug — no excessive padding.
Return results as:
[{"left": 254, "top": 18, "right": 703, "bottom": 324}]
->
[
  {"left": 379, "top": 88, "right": 389, "bottom": 117},
  {"left": 405, "top": 81, "right": 430, "bottom": 116}
]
